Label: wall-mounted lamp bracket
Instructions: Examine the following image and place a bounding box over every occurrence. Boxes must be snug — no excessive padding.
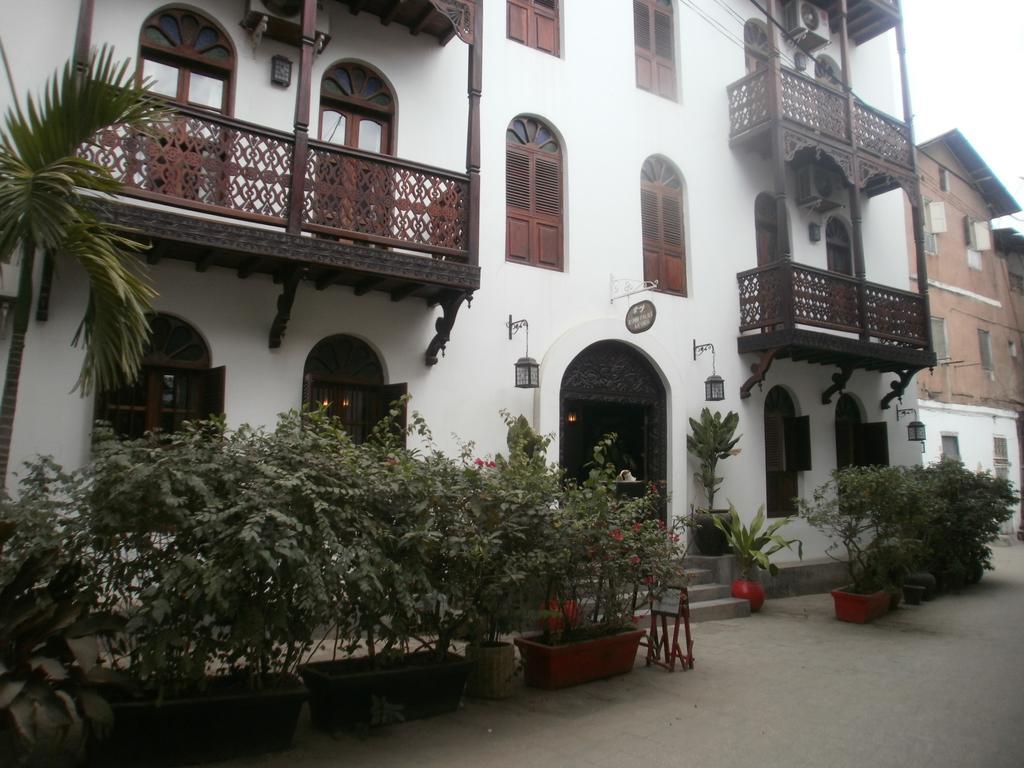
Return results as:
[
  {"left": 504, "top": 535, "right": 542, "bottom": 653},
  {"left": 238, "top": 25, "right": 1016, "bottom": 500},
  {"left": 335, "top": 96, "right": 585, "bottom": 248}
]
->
[{"left": 610, "top": 274, "right": 658, "bottom": 303}]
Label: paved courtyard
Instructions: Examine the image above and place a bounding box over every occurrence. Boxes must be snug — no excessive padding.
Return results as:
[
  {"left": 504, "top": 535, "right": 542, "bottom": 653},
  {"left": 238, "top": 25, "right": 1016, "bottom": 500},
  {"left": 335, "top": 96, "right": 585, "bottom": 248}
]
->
[{"left": 225, "top": 543, "right": 1024, "bottom": 768}]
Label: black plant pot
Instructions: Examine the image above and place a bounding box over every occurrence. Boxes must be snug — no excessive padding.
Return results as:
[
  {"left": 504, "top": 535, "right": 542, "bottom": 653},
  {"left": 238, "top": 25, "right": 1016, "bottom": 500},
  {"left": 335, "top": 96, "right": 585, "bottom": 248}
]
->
[
  {"left": 905, "top": 572, "right": 937, "bottom": 601},
  {"left": 301, "top": 653, "right": 472, "bottom": 733},
  {"left": 902, "top": 583, "right": 926, "bottom": 605},
  {"left": 88, "top": 679, "right": 307, "bottom": 768},
  {"left": 693, "top": 510, "right": 732, "bottom": 556}
]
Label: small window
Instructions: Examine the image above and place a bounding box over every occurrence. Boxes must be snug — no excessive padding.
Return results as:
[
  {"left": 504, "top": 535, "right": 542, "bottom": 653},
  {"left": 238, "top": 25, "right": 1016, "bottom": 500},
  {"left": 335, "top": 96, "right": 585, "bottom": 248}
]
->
[
  {"left": 507, "top": 0, "right": 560, "bottom": 56},
  {"left": 826, "top": 217, "right": 853, "bottom": 276},
  {"left": 97, "top": 314, "right": 224, "bottom": 439},
  {"left": 743, "top": 19, "right": 768, "bottom": 74},
  {"left": 139, "top": 8, "right": 234, "bottom": 114},
  {"left": 941, "top": 434, "right": 960, "bottom": 461},
  {"left": 994, "top": 436, "right": 1011, "bottom": 481},
  {"left": 319, "top": 62, "right": 395, "bottom": 155},
  {"left": 506, "top": 116, "right": 563, "bottom": 270},
  {"left": 922, "top": 198, "right": 938, "bottom": 254},
  {"left": 634, "top": 0, "right": 676, "bottom": 100},
  {"left": 931, "top": 316, "right": 948, "bottom": 361},
  {"left": 979, "top": 329, "right": 993, "bottom": 372},
  {"left": 640, "top": 156, "right": 686, "bottom": 295},
  {"left": 939, "top": 168, "right": 950, "bottom": 192}
]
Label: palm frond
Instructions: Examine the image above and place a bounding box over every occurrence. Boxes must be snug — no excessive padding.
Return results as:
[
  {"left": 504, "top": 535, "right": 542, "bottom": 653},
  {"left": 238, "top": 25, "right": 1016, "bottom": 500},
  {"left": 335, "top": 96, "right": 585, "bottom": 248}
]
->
[{"left": 65, "top": 220, "right": 154, "bottom": 395}]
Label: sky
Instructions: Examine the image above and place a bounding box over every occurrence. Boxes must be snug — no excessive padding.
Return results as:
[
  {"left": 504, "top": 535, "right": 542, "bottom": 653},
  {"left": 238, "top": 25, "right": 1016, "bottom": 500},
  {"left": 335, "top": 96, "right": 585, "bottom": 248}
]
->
[{"left": 902, "top": 0, "right": 1024, "bottom": 228}]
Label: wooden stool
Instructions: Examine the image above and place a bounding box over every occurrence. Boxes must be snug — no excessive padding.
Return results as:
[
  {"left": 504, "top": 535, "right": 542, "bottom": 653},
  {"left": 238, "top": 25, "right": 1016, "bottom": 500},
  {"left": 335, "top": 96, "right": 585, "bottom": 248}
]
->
[{"left": 644, "top": 586, "right": 694, "bottom": 672}]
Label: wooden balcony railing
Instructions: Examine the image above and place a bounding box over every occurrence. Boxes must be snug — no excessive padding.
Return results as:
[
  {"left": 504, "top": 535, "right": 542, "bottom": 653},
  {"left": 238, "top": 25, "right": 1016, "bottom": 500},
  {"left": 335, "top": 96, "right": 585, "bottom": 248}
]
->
[
  {"left": 82, "top": 107, "right": 470, "bottom": 261},
  {"left": 738, "top": 261, "right": 928, "bottom": 348},
  {"left": 727, "top": 68, "right": 912, "bottom": 171}
]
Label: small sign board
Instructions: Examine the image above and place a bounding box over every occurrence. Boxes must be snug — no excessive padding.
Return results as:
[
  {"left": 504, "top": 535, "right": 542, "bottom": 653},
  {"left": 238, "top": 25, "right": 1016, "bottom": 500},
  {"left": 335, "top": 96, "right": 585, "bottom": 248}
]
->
[{"left": 625, "top": 300, "right": 656, "bottom": 334}]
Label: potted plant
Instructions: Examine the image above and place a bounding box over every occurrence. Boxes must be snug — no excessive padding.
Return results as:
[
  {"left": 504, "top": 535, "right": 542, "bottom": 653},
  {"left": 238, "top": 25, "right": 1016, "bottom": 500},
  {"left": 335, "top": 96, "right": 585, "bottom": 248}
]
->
[
  {"left": 515, "top": 438, "right": 685, "bottom": 690},
  {"left": 712, "top": 505, "right": 801, "bottom": 612},
  {"left": 300, "top": 408, "right": 474, "bottom": 733},
  {"left": 800, "top": 466, "right": 917, "bottom": 624},
  {"left": 73, "top": 414, "right": 358, "bottom": 766},
  {"left": 686, "top": 409, "right": 741, "bottom": 556}
]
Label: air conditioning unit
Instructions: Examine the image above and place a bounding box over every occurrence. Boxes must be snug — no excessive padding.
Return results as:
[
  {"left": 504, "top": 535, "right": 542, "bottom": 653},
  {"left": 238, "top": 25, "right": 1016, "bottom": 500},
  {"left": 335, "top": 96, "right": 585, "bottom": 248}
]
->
[
  {"left": 796, "top": 164, "right": 841, "bottom": 212},
  {"left": 243, "top": 0, "right": 331, "bottom": 50},
  {"left": 785, "top": 1, "right": 830, "bottom": 51}
]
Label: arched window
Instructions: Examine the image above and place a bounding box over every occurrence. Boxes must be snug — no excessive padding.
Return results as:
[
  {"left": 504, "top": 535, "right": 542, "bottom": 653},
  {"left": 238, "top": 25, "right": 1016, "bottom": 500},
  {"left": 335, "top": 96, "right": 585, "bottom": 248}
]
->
[
  {"left": 506, "top": 116, "right": 563, "bottom": 270},
  {"left": 764, "top": 387, "right": 810, "bottom": 517},
  {"left": 744, "top": 19, "right": 769, "bottom": 74},
  {"left": 634, "top": 0, "right": 676, "bottom": 100},
  {"left": 835, "top": 394, "right": 889, "bottom": 468},
  {"left": 815, "top": 54, "right": 843, "bottom": 90},
  {"left": 139, "top": 7, "right": 234, "bottom": 113},
  {"left": 303, "top": 335, "right": 407, "bottom": 444},
  {"left": 826, "top": 217, "right": 853, "bottom": 275},
  {"left": 319, "top": 61, "right": 395, "bottom": 154},
  {"left": 755, "top": 192, "right": 777, "bottom": 267},
  {"left": 641, "top": 156, "right": 686, "bottom": 295},
  {"left": 98, "top": 314, "right": 224, "bottom": 439}
]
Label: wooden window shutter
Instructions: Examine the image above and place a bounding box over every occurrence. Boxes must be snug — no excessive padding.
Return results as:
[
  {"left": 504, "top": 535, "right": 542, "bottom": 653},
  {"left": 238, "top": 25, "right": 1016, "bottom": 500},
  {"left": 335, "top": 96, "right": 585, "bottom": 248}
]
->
[
  {"left": 200, "top": 366, "right": 226, "bottom": 420},
  {"left": 835, "top": 418, "right": 854, "bottom": 469},
  {"left": 857, "top": 422, "right": 890, "bottom": 467},
  {"left": 635, "top": 1, "right": 675, "bottom": 99},
  {"left": 508, "top": 1, "right": 559, "bottom": 56},
  {"left": 641, "top": 158, "right": 686, "bottom": 294},
  {"left": 785, "top": 415, "right": 812, "bottom": 472},
  {"left": 765, "top": 414, "right": 785, "bottom": 472},
  {"left": 506, "top": 117, "right": 563, "bottom": 269}
]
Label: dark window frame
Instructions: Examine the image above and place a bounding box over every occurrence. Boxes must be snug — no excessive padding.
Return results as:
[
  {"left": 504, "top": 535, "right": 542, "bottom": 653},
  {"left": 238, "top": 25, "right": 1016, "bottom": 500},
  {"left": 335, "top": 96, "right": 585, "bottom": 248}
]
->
[
  {"left": 634, "top": 0, "right": 677, "bottom": 100},
  {"left": 318, "top": 61, "right": 397, "bottom": 155},
  {"left": 505, "top": 116, "right": 564, "bottom": 270},
  {"left": 507, "top": 0, "right": 560, "bottom": 56},
  {"left": 640, "top": 156, "right": 686, "bottom": 295}
]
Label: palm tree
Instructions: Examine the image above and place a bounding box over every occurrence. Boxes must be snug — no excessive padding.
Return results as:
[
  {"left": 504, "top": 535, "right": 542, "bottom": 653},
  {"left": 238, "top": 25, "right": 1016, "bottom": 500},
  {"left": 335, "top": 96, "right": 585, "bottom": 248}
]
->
[{"left": 0, "top": 46, "right": 164, "bottom": 487}]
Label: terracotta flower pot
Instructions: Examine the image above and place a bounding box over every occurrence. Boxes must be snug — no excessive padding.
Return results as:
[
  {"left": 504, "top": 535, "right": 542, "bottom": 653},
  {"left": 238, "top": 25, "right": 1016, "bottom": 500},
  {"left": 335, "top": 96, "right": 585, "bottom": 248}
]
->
[
  {"left": 514, "top": 629, "right": 645, "bottom": 690},
  {"left": 731, "top": 578, "right": 765, "bottom": 612},
  {"left": 830, "top": 588, "right": 890, "bottom": 624}
]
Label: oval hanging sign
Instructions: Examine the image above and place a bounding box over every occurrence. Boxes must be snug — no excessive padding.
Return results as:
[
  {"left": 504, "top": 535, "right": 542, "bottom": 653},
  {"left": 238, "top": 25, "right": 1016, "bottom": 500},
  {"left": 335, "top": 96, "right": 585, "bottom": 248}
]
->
[{"left": 625, "top": 300, "right": 656, "bottom": 334}]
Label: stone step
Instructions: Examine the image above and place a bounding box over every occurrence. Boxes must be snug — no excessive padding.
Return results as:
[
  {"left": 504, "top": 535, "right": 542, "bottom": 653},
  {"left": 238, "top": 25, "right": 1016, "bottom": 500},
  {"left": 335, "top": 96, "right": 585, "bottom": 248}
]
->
[
  {"left": 686, "top": 583, "right": 733, "bottom": 603},
  {"left": 689, "top": 596, "right": 751, "bottom": 623},
  {"left": 684, "top": 568, "right": 714, "bottom": 586}
]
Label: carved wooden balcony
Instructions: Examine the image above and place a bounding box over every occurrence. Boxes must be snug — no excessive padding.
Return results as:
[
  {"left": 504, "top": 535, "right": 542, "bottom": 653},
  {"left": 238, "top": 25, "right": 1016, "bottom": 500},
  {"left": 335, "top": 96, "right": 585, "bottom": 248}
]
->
[
  {"left": 727, "top": 67, "right": 913, "bottom": 196},
  {"left": 80, "top": 106, "right": 478, "bottom": 359},
  {"left": 736, "top": 261, "right": 935, "bottom": 387}
]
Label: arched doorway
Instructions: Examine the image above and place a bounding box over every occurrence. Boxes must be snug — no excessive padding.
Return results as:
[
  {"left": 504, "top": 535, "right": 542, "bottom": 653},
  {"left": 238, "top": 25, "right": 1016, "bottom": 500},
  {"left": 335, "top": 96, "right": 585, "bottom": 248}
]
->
[
  {"left": 764, "top": 386, "right": 809, "bottom": 517},
  {"left": 302, "top": 335, "right": 406, "bottom": 444},
  {"left": 559, "top": 341, "right": 667, "bottom": 507},
  {"left": 835, "top": 393, "right": 889, "bottom": 468}
]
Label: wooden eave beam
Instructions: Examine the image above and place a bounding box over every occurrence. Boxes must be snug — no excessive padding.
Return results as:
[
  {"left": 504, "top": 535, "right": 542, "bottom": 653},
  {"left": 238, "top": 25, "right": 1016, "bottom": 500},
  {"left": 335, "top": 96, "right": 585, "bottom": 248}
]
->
[
  {"left": 382, "top": 0, "right": 401, "bottom": 26},
  {"left": 315, "top": 270, "right": 342, "bottom": 291},
  {"left": 194, "top": 249, "right": 214, "bottom": 272},
  {"left": 269, "top": 269, "right": 301, "bottom": 349},
  {"left": 237, "top": 257, "right": 261, "bottom": 279},
  {"left": 353, "top": 277, "right": 384, "bottom": 296},
  {"left": 411, "top": 7, "right": 433, "bottom": 35},
  {"left": 390, "top": 283, "right": 420, "bottom": 302},
  {"left": 349, "top": 0, "right": 367, "bottom": 14}
]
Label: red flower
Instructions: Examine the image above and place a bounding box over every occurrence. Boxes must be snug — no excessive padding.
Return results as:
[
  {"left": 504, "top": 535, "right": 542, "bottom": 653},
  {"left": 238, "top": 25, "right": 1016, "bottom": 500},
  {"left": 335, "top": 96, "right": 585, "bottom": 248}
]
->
[
  {"left": 611, "top": 528, "right": 623, "bottom": 541},
  {"left": 474, "top": 458, "right": 484, "bottom": 467},
  {"left": 656, "top": 519, "right": 666, "bottom": 529},
  {"left": 643, "top": 575, "right": 654, "bottom": 585},
  {"left": 669, "top": 533, "right": 680, "bottom": 543},
  {"left": 487, "top": 460, "right": 497, "bottom": 468},
  {"left": 630, "top": 555, "right": 641, "bottom": 565},
  {"left": 633, "top": 522, "right": 643, "bottom": 532}
]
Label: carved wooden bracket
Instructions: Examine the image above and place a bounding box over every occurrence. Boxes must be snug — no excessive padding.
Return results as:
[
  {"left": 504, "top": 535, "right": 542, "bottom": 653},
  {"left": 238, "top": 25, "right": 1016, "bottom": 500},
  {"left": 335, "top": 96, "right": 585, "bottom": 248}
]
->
[
  {"left": 425, "top": 291, "right": 471, "bottom": 366},
  {"left": 427, "top": 0, "right": 475, "bottom": 44},
  {"left": 740, "top": 349, "right": 779, "bottom": 399},
  {"left": 821, "top": 366, "right": 854, "bottom": 405},
  {"left": 880, "top": 368, "right": 916, "bottom": 410},
  {"left": 269, "top": 269, "right": 301, "bottom": 349}
]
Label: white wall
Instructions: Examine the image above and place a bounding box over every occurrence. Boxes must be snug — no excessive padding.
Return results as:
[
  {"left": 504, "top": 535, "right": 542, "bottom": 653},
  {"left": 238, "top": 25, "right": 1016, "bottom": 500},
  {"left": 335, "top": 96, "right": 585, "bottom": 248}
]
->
[
  {"left": 919, "top": 399, "right": 1021, "bottom": 536},
  {"left": 0, "top": 1, "right": 923, "bottom": 561}
]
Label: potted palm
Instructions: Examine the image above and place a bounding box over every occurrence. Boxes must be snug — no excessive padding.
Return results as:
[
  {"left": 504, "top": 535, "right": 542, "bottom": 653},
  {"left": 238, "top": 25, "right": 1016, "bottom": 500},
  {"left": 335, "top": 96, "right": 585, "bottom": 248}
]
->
[
  {"left": 515, "top": 438, "right": 685, "bottom": 690},
  {"left": 712, "top": 506, "right": 801, "bottom": 611},
  {"left": 686, "top": 409, "right": 741, "bottom": 555}
]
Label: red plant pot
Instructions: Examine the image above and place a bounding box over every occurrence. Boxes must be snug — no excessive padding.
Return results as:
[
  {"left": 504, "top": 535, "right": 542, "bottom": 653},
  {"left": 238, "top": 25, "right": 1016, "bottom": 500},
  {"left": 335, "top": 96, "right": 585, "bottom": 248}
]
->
[
  {"left": 538, "top": 599, "right": 580, "bottom": 633},
  {"left": 731, "top": 579, "right": 765, "bottom": 612},
  {"left": 831, "top": 588, "right": 890, "bottom": 624},
  {"left": 514, "top": 629, "right": 646, "bottom": 690}
]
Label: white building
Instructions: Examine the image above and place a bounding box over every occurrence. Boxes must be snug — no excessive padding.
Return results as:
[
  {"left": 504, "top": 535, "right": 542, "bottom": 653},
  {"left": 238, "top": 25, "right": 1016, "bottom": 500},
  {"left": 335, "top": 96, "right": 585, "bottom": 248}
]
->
[{"left": 0, "top": 0, "right": 934, "bottom": 559}]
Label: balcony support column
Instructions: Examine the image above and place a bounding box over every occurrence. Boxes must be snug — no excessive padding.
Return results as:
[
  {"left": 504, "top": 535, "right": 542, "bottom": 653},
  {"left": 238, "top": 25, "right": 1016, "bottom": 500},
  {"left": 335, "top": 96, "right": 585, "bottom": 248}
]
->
[
  {"left": 764, "top": 0, "right": 791, "bottom": 264},
  {"left": 839, "top": 0, "right": 869, "bottom": 341},
  {"left": 286, "top": 0, "right": 319, "bottom": 236},
  {"left": 73, "top": 0, "right": 95, "bottom": 71},
  {"left": 895, "top": 0, "right": 934, "bottom": 355},
  {"left": 465, "top": 0, "right": 482, "bottom": 268}
]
